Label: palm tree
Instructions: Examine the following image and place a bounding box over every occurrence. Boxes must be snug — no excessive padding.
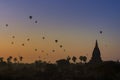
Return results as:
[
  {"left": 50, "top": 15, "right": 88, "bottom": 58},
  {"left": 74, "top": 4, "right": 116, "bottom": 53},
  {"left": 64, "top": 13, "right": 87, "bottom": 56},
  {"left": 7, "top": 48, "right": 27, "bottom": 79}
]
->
[
  {"left": 13, "top": 57, "right": 17, "bottom": 63},
  {"left": 83, "top": 56, "right": 87, "bottom": 63},
  {"left": 0, "top": 57, "right": 4, "bottom": 63},
  {"left": 7, "top": 58, "right": 10, "bottom": 63},
  {"left": 7, "top": 56, "right": 12, "bottom": 63},
  {"left": 19, "top": 56, "right": 23, "bottom": 63},
  {"left": 67, "top": 56, "right": 71, "bottom": 62},
  {"left": 79, "top": 56, "right": 83, "bottom": 63},
  {"left": 72, "top": 56, "right": 77, "bottom": 63}
]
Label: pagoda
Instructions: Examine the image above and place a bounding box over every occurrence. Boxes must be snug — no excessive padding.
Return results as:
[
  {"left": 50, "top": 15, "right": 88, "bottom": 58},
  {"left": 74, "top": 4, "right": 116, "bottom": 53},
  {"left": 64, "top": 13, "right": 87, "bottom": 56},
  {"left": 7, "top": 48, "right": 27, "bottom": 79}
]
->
[{"left": 89, "top": 40, "right": 102, "bottom": 63}]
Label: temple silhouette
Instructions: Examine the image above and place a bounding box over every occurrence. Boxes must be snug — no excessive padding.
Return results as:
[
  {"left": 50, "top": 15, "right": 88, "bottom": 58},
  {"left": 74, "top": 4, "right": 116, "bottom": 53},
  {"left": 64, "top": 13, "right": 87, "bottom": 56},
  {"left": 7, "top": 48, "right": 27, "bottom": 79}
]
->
[{"left": 89, "top": 40, "right": 102, "bottom": 63}]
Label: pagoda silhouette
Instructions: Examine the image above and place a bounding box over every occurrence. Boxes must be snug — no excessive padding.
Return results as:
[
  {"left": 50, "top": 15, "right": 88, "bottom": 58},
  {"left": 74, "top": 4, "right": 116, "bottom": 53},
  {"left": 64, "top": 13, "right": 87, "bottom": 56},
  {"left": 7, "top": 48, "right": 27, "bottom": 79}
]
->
[{"left": 89, "top": 40, "right": 102, "bottom": 63}]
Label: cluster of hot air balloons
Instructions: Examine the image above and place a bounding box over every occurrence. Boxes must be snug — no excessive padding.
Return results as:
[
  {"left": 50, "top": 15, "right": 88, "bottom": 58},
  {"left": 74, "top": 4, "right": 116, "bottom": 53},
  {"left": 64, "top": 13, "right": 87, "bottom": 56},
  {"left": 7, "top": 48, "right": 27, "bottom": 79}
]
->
[
  {"left": 10, "top": 34, "right": 66, "bottom": 53},
  {"left": 29, "top": 16, "right": 38, "bottom": 24},
  {"left": 0, "top": 15, "right": 69, "bottom": 63},
  {"left": 11, "top": 36, "right": 15, "bottom": 45},
  {"left": 4, "top": 16, "right": 67, "bottom": 57}
]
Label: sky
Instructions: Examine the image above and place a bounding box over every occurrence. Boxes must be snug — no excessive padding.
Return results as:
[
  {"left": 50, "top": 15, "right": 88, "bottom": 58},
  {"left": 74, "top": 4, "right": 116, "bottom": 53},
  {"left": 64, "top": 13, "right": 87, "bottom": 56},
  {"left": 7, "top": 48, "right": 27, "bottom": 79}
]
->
[{"left": 0, "top": 0, "right": 120, "bottom": 63}]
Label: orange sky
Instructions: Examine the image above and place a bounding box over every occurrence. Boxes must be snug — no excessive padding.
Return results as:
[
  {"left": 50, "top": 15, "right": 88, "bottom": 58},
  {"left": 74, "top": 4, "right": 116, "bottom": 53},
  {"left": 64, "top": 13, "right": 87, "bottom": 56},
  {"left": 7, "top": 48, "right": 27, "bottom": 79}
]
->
[{"left": 0, "top": 0, "right": 120, "bottom": 63}]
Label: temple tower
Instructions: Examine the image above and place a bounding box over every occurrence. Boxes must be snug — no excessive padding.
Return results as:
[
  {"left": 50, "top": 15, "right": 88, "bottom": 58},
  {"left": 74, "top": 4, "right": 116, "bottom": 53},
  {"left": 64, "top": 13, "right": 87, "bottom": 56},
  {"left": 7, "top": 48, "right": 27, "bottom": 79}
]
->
[{"left": 89, "top": 40, "right": 102, "bottom": 63}]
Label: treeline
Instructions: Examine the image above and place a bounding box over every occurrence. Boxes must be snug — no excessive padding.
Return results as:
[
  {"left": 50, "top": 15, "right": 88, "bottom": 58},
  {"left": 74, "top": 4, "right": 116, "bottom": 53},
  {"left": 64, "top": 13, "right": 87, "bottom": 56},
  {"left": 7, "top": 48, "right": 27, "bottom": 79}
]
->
[
  {"left": 0, "top": 56, "right": 23, "bottom": 64},
  {"left": 0, "top": 55, "right": 87, "bottom": 64},
  {"left": 0, "top": 56, "right": 120, "bottom": 80}
]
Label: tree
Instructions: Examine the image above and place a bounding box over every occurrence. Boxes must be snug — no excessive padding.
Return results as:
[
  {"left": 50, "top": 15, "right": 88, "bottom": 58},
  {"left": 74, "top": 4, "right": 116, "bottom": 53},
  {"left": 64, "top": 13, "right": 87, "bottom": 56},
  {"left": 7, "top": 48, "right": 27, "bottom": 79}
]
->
[
  {"left": 56, "top": 59, "right": 69, "bottom": 65},
  {"left": 13, "top": 57, "right": 17, "bottom": 63},
  {"left": 67, "top": 56, "right": 71, "bottom": 62},
  {"left": 72, "top": 56, "right": 77, "bottom": 63},
  {"left": 0, "top": 57, "right": 4, "bottom": 63},
  {"left": 7, "top": 56, "right": 12, "bottom": 63},
  {"left": 83, "top": 56, "right": 87, "bottom": 63},
  {"left": 79, "top": 56, "right": 83, "bottom": 63},
  {"left": 19, "top": 56, "right": 23, "bottom": 63},
  {"left": 79, "top": 56, "right": 87, "bottom": 63}
]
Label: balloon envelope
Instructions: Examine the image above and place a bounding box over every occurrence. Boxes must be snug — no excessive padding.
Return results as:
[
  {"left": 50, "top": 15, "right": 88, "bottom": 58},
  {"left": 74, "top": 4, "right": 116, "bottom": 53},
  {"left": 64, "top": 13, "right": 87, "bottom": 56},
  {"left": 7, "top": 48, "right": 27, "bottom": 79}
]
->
[
  {"left": 52, "top": 50, "right": 55, "bottom": 52},
  {"left": 12, "top": 36, "right": 15, "bottom": 38},
  {"left": 42, "top": 37, "right": 45, "bottom": 39},
  {"left": 27, "top": 38, "right": 30, "bottom": 41},
  {"left": 55, "top": 40, "right": 58, "bottom": 43},
  {"left": 11, "top": 42, "right": 14, "bottom": 44},
  {"left": 6, "top": 24, "right": 8, "bottom": 27},
  {"left": 29, "top": 16, "right": 32, "bottom": 19},
  {"left": 35, "top": 49, "right": 37, "bottom": 51},
  {"left": 100, "top": 31, "right": 103, "bottom": 34},
  {"left": 35, "top": 21, "right": 38, "bottom": 23},
  {"left": 60, "top": 45, "right": 63, "bottom": 48},
  {"left": 22, "top": 43, "right": 25, "bottom": 46}
]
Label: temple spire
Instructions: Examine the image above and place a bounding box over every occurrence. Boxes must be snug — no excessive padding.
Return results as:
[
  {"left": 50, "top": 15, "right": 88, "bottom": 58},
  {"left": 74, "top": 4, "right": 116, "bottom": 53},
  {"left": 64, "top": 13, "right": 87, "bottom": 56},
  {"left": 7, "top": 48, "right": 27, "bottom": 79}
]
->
[
  {"left": 89, "top": 40, "right": 102, "bottom": 63},
  {"left": 95, "top": 40, "right": 98, "bottom": 48}
]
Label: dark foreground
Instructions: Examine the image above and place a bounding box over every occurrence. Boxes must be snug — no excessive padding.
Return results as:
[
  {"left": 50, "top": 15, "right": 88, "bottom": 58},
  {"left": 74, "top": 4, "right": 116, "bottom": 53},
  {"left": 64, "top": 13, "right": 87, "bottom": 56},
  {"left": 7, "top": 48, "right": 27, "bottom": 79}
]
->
[{"left": 0, "top": 61, "right": 120, "bottom": 80}]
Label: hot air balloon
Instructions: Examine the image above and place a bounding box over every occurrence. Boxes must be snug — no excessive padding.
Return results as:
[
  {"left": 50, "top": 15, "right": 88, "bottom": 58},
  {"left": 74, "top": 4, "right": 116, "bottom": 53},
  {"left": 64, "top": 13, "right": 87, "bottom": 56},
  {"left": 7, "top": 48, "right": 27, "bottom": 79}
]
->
[
  {"left": 6, "top": 24, "right": 8, "bottom": 27},
  {"left": 11, "top": 42, "right": 14, "bottom": 44},
  {"left": 27, "top": 38, "right": 30, "bottom": 41},
  {"left": 96, "top": 25, "right": 103, "bottom": 34},
  {"left": 55, "top": 40, "right": 58, "bottom": 43},
  {"left": 100, "top": 30, "right": 103, "bottom": 34},
  {"left": 60, "top": 45, "right": 63, "bottom": 48},
  {"left": 12, "top": 36, "right": 15, "bottom": 39},
  {"left": 35, "top": 49, "right": 37, "bottom": 51},
  {"left": 52, "top": 50, "right": 55, "bottom": 52},
  {"left": 22, "top": 43, "right": 25, "bottom": 46},
  {"left": 35, "top": 21, "right": 38, "bottom": 23},
  {"left": 42, "top": 37, "right": 45, "bottom": 40},
  {"left": 29, "top": 16, "right": 32, "bottom": 19},
  {"left": 41, "top": 50, "right": 44, "bottom": 53}
]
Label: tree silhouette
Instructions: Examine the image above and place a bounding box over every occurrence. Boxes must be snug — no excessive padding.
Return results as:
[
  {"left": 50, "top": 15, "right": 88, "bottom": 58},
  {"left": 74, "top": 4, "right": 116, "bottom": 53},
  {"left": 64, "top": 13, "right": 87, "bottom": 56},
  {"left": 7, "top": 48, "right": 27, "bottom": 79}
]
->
[
  {"left": 13, "top": 57, "right": 17, "bottom": 63},
  {"left": 56, "top": 59, "right": 69, "bottom": 65},
  {"left": 0, "top": 57, "right": 4, "bottom": 63},
  {"left": 19, "top": 56, "right": 23, "bottom": 63},
  {"left": 67, "top": 56, "right": 71, "bottom": 63},
  {"left": 79, "top": 56, "right": 87, "bottom": 63},
  {"left": 7, "top": 56, "right": 12, "bottom": 63},
  {"left": 79, "top": 56, "right": 83, "bottom": 63},
  {"left": 72, "top": 56, "right": 77, "bottom": 63},
  {"left": 83, "top": 56, "right": 87, "bottom": 63}
]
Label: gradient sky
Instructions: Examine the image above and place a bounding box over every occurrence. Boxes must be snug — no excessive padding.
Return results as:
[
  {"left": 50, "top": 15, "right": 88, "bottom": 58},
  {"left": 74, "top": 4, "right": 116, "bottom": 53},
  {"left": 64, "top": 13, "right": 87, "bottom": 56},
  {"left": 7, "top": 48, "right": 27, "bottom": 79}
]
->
[{"left": 0, "top": 0, "right": 120, "bottom": 63}]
